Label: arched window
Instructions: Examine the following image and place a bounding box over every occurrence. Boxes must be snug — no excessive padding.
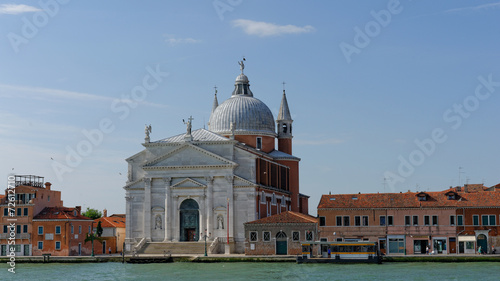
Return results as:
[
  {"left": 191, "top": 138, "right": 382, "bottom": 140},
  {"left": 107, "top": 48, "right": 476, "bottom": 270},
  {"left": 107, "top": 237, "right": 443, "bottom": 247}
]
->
[{"left": 282, "top": 123, "right": 287, "bottom": 134}]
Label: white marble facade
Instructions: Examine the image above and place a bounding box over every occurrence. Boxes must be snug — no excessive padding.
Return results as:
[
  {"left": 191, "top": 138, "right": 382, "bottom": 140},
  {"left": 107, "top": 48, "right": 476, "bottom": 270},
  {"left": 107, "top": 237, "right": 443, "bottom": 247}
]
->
[{"left": 124, "top": 129, "right": 258, "bottom": 253}]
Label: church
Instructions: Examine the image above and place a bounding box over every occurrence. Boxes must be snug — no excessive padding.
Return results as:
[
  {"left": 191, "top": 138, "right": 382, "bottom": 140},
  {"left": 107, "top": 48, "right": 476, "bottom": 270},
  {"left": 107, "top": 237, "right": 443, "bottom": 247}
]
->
[{"left": 123, "top": 61, "right": 309, "bottom": 254}]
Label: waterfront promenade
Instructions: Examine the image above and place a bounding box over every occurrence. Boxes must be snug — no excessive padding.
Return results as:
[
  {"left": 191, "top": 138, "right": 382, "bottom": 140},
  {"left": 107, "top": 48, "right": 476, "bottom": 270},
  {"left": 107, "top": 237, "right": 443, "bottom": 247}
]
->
[{"left": 2, "top": 253, "right": 499, "bottom": 263}]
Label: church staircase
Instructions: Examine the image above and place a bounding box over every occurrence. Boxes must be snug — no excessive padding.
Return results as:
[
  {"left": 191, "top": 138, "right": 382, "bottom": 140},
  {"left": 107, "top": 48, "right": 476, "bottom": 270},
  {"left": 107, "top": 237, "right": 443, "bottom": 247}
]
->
[{"left": 137, "top": 242, "right": 207, "bottom": 255}]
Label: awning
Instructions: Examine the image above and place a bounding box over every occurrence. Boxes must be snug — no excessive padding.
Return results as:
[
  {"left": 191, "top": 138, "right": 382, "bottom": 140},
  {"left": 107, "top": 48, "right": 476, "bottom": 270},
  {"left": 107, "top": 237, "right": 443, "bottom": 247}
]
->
[{"left": 458, "top": 236, "right": 476, "bottom": 242}]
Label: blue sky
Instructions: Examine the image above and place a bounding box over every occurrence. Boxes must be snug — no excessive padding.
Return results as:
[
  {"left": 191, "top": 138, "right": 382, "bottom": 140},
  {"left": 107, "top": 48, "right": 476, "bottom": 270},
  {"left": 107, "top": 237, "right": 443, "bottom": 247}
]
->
[{"left": 1, "top": 0, "right": 499, "bottom": 216}]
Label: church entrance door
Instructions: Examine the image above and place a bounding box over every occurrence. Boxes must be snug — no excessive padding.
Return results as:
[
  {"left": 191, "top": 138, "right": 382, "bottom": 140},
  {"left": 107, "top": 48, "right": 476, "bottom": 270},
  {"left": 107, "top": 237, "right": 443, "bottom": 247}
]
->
[
  {"left": 180, "top": 199, "right": 199, "bottom": 242},
  {"left": 276, "top": 231, "right": 287, "bottom": 255}
]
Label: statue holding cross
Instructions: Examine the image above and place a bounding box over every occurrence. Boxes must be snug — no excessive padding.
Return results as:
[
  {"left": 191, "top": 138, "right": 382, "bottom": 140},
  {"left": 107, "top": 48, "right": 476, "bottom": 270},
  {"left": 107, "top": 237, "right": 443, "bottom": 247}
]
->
[{"left": 183, "top": 116, "right": 194, "bottom": 136}]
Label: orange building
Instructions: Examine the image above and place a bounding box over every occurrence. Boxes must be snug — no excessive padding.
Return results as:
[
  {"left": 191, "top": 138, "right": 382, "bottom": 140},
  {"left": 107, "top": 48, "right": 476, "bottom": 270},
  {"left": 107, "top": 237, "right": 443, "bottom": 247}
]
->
[
  {"left": 1, "top": 175, "right": 63, "bottom": 256},
  {"left": 32, "top": 206, "right": 93, "bottom": 256},
  {"left": 92, "top": 210, "right": 126, "bottom": 254}
]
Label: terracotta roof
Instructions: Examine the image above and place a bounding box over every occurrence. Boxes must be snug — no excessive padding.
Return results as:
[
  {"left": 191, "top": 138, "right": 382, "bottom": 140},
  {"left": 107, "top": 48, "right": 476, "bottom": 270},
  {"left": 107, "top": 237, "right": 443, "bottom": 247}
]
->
[
  {"left": 318, "top": 189, "right": 500, "bottom": 209},
  {"left": 33, "top": 207, "right": 93, "bottom": 220},
  {"left": 93, "top": 216, "right": 126, "bottom": 228},
  {"left": 245, "top": 211, "right": 317, "bottom": 225}
]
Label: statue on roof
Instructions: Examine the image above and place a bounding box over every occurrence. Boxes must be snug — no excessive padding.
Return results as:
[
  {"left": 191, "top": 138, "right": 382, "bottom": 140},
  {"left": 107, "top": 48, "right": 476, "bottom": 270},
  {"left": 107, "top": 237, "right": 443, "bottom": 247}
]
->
[
  {"left": 183, "top": 116, "right": 193, "bottom": 136},
  {"left": 238, "top": 57, "right": 246, "bottom": 74},
  {"left": 145, "top": 124, "right": 152, "bottom": 143}
]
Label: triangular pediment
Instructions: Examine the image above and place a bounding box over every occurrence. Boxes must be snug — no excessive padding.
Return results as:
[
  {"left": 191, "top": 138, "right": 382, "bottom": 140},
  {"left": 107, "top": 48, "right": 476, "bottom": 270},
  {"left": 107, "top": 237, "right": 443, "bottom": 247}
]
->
[
  {"left": 233, "top": 175, "right": 256, "bottom": 187},
  {"left": 143, "top": 143, "right": 237, "bottom": 169},
  {"left": 172, "top": 178, "right": 206, "bottom": 189}
]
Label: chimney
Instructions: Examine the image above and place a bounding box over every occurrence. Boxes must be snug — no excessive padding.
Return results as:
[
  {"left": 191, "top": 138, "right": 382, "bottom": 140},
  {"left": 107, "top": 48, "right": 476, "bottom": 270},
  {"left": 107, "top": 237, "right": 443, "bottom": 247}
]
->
[
  {"left": 45, "top": 182, "right": 52, "bottom": 190},
  {"left": 75, "top": 206, "right": 81, "bottom": 215},
  {"left": 103, "top": 209, "right": 107, "bottom": 217}
]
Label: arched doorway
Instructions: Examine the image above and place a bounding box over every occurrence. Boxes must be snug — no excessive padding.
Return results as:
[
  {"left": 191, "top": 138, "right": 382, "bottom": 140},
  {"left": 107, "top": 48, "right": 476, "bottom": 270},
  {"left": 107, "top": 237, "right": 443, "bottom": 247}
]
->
[
  {"left": 276, "top": 231, "right": 287, "bottom": 255},
  {"left": 180, "top": 199, "right": 199, "bottom": 242},
  {"left": 477, "top": 234, "right": 487, "bottom": 254}
]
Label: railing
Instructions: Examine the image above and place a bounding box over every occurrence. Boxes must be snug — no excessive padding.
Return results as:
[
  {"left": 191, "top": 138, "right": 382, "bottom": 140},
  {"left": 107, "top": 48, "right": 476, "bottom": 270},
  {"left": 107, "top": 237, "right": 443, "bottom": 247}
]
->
[
  {"left": 209, "top": 237, "right": 220, "bottom": 254},
  {"left": 0, "top": 233, "right": 30, "bottom": 239}
]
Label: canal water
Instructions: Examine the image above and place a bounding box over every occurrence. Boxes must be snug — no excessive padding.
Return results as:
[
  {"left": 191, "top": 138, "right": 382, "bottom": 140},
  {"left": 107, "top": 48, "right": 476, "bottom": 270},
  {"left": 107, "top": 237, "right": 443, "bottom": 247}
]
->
[{"left": 1, "top": 262, "right": 498, "bottom": 280}]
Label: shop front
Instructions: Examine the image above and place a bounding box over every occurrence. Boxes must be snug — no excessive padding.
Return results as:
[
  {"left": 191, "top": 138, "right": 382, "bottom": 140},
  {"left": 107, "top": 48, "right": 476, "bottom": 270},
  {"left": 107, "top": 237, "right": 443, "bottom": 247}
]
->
[
  {"left": 412, "top": 236, "right": 429, "bottom": 254},
  {"left": 432, "top": 237, "right": 447, "bottom": 254},
  {"left": 458, "top": 236, "right": 475, "bottom": 254},
  {"left": 387, "top": 235, "right": 405, "bottom": 255}
]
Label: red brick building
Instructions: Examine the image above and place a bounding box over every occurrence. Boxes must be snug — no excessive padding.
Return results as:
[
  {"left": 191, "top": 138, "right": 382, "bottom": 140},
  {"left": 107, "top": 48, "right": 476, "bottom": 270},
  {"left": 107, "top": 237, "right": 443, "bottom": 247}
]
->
[
  {"left": 32, "top": 206, "right": 93, "bottom": 256},
  {"left": 244, "top": 211, "right": 317, "bottom": 255},
  {"left": 318, "top": 183, "right": 500, "bottom": 255},
  {"left": 0, "top": 175, "right": 63, "bottom": 256}
]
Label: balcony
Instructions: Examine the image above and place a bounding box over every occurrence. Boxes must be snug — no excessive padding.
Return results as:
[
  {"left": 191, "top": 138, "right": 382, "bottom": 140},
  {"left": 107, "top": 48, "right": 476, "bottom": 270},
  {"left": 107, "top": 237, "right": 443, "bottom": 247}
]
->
[{"left": 0, "top": 233, "right": 31, "bottom": 239}]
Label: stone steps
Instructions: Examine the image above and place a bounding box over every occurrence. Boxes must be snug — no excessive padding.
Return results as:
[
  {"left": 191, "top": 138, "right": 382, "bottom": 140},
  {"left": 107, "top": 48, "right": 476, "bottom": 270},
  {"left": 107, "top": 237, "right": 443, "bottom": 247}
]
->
[{"left": 138, "top": 242, "right": 207, "bottom": 255}]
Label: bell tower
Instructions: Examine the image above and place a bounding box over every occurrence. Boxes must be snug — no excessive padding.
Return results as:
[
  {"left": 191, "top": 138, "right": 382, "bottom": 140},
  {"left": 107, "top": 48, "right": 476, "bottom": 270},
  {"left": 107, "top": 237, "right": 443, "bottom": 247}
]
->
[{"left": 277, "top": 88, "right": 293, "bottom": 155}]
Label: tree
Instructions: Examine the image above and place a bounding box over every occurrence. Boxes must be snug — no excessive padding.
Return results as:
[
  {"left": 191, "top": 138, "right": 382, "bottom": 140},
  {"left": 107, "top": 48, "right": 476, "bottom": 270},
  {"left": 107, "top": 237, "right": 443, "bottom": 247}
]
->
[
  {"left": 84, "top": 232, "right": 102, "bottom": 257},
  {"left": 96, "top": 221, "right": 103, "bottom": 237},
  {"left": 82, "top": 207, "right": 102, "bottom": 219}
]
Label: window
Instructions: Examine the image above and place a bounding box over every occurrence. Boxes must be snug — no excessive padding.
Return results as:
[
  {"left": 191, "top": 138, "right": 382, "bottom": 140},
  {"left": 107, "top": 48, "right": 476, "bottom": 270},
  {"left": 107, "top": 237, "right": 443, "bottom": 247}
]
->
[
  {"left": 343, "top": 216, "right": 350, "bottom": 226},
  {"left": 388, "top": 216, "right": 393, "bottom": 226},
  {"left": 481, "top": 215, "right": 489, "bottom": 225},
  {"left": 355, "top": 216, "right": 361, "bottom": 226},
  {"left": 55, "top": 226, "right": 61, "bottom": 234},
  {"left": 319, "top": 216, "right": 326, "bottom": 226},
  {"left": 3, "top": 225, "right": 7, "bottom": 233},
  {"left": 71, "top": 225, "right": 74, "bottom": 234},
  {"left": 413, "top": 215, "right": 418, "bottom": 226},
  {"left": 473, "top": 215, "right": 479, "bottom": 226},
  {"left": 263, "top": 231, "right": 271, "bottom": 242},
  {"left": 16, "top": 225, "right": 21, "bottom": 234},
  {"left": 256, "top": 137, "right": 262, "bottom": 150},
  {"left": 432, "top": 215, "right": 438, "bottom": 226},
  {"left": 424, "top": 215, "right": 430, "bottom": 226},
  {"left": 450, "top": 215, "right": 456, "bottom": 226},
  {"left": 362, "top": 216, "right": 369, "bottom": 226},
  {"left": 448, "top": 194, "right": 455, "bottom": 200},
  {"left": 48, "top": 196, "right": 50, "bottom": 202},
  {"left": 418, "top": 195, "right": 427, "bottom": 201},
  {"left": 17, "top": 208, "right": 21, "bottom": 216},
  {"left": 250, "top": 231, "right": 257, "bottom": 242},
  {"left": 88, "top": 226, "right": 91, "bottom": 234},
  {"left": 55, "top": 241, "right": 61, "bottom": 250},
  {"left": 23, "top": 225, "right": 28, "bottom": 233},
  {"left": 380, "top": 216, "right": 386, "bottom": 226},
  {"left": 490, "top": 215, "right": 496, "bottom": 226},
  {"left": 261, "top": 191, "right": 265, "bottom": 203},
  {"left": 305, "top": 231, "right": 313, "bottom": 241},
  {"left": 3, "top": 208, "right": 8, "bottom": 216},
  {"left": 23, "top": 208, "right": 28, "bottom": 216},
  {"left": 271, "top": 194, "right": 276, "bottom": 205},
  {"left": 38, "top": 226, "right": 43, "bottom": 235},
  {"left": 457, "top": 215, "right": 463, "bottom": 226},
  {"left": 292, "top": 231, "right": 300, "bottom": 241},
  {"left": 38, "top": 241, "right": 43, "bottom": 250},
  {"left": 405, "top": 216, "right": 411, "bottom": 226},
  {"left": 336, "top": 216, "right": 342, "bottom": 226},
  {"left": 79, "top": 225, "right": 82, "bottom": 234}
]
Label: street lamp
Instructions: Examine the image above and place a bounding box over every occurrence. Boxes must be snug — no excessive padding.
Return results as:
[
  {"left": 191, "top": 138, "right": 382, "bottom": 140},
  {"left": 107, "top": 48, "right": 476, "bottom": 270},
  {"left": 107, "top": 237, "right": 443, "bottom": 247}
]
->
[{"left": 203, "top": 228, "right": 211, "bottom": 257}]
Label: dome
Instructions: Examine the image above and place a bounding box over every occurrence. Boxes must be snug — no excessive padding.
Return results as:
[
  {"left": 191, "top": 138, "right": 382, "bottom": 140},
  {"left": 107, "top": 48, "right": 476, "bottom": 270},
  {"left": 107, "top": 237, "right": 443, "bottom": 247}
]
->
[{"left": 209, "top": 72, "right": 276, "bottom": 137}]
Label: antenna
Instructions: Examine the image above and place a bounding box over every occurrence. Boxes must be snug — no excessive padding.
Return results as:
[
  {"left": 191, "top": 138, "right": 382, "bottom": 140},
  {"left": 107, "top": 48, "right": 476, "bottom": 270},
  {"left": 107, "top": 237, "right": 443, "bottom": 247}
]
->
[
  {"left": 458, "top": 167, "right": 465, "bottom": 186},
  {"left": 383, "top": 177, "right": 387, "bottom": 193}
]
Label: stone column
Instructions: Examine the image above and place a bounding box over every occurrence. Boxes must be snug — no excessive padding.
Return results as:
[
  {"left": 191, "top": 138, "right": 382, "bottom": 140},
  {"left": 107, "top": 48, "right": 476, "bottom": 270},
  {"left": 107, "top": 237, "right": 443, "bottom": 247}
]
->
[
  {"left": 199, "top": 195, "right": 205, "bottom": 241},
  {"left": 172, "top": 195, "right": 179, "bottom": 242},
  {"left": 163, "top": 177, "right": 172, "bottom": 242},
  {"left": 225, "top": 175, "right": 234, "bottom": 240},
  {"left": 205, "top": 176, "right": 214, "bottom": 237},
  {"left": 125, "top": 194, "right": 133, "bottom": 248},
  {"left": 143, "top": 177, "right": 152, "bottom": 241}
]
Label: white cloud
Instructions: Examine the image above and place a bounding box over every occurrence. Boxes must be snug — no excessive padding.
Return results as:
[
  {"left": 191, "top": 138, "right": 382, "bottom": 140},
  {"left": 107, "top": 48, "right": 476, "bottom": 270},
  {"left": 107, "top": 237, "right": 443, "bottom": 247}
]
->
[
  {"left": 164, "top": 34, "right": 201, "bottom": 46},
  {"left": 445, "top": 2, "right": 500, "bottom": 13},
  {"left": 0, "top": 84, "right": 168, "bottom": 108},
  {"left": 0, "top": 4, "right": 41, "bottom": 15},
  {"left": 232, "top": 19, "right": 315, "bottom": 37}
]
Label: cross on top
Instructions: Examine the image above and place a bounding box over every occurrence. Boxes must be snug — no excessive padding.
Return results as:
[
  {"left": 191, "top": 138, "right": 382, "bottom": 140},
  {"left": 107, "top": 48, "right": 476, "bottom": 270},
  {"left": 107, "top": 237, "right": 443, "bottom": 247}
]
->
[{"left": 282, "top": 81, "right": 286, "bottom": 91}]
